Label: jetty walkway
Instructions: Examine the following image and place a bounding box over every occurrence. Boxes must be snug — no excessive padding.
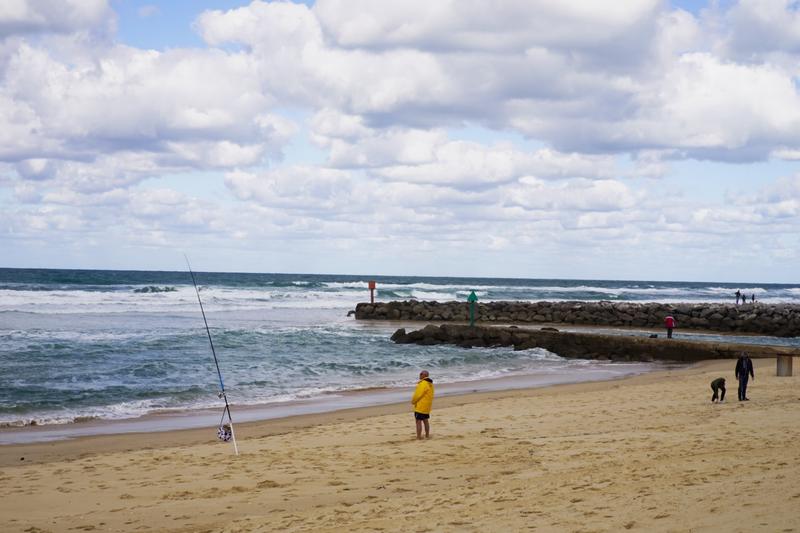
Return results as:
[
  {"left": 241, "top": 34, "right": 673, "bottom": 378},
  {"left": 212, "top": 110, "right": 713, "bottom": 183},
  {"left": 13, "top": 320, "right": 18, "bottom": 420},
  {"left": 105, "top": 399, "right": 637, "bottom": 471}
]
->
[{"left": 355, "top": 301, "right": 800, "bottom": 337}]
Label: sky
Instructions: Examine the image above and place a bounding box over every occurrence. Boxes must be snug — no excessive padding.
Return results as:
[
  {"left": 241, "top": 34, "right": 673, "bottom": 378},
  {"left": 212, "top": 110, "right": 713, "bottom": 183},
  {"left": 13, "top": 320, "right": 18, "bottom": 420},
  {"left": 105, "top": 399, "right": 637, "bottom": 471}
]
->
[{"left": 2, "top": 0, "right": 800, "bottom": 283}]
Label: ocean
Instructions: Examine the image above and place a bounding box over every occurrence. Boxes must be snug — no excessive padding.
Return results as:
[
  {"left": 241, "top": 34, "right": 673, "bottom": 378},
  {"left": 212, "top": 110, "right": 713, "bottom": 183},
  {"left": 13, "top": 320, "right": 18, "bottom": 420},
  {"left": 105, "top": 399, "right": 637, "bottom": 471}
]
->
[{"left": 2, "top": 268, "right": 799, "bottom": 437}]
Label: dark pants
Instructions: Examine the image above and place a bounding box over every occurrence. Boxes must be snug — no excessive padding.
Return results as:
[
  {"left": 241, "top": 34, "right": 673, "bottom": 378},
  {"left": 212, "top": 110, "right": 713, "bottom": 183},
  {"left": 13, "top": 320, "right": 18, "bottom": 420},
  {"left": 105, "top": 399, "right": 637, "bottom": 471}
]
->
[
  {"left": 738, "top": 377, "right": 749, "bottom": 400},
  {"left": 711, "top": 383, "right": 726, "bottom": 402},
  {"left": 666, "top": 328, "right": 673, "bottom": 338}
]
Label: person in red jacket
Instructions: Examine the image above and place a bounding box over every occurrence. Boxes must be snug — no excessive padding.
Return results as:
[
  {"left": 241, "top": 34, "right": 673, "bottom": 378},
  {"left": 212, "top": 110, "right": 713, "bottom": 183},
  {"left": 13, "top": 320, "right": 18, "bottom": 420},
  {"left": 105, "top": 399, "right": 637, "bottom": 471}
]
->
[{"left": 664, "top": 314, "right": 676, "bottom": 338}]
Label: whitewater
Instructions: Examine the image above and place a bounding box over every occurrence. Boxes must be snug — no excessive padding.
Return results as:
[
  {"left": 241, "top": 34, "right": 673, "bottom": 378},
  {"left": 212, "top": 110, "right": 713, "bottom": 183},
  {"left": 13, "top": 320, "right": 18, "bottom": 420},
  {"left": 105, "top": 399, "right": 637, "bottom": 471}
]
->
[{"left": 1, "top": 268, "right": 798, "bottom": 432}]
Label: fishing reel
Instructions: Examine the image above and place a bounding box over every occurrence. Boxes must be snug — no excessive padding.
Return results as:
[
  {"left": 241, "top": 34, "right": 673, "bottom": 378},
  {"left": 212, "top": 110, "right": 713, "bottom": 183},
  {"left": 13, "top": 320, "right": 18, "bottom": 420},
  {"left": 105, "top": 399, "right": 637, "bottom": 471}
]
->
[{"left": 217, "top": 423, "right": 232, "bottom": 442}]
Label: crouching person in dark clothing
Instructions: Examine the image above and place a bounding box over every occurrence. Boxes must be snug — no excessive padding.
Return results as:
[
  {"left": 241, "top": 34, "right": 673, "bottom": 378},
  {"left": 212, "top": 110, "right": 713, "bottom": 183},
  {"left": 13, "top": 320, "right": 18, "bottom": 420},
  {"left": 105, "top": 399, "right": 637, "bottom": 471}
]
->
[{"left": 710, "top": 377, "right": 726, "bottom": 403}]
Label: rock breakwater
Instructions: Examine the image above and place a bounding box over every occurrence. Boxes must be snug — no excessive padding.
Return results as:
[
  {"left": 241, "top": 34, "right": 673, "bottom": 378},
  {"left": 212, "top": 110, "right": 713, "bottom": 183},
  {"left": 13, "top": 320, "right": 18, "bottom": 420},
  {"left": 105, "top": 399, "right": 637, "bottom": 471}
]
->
[
  {"left": 391, "top": 324, "right": 798, "bottom": 362},
  {"left": 356, "top": 301, "right": 800, "bottom": 337}
]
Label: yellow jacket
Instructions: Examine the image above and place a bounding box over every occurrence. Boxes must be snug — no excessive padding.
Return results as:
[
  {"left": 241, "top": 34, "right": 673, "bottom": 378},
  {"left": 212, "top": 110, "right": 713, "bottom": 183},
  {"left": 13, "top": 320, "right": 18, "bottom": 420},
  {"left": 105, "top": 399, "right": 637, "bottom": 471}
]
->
[{"left": 411, "top": 378, "right": 434, "bottom": 414}]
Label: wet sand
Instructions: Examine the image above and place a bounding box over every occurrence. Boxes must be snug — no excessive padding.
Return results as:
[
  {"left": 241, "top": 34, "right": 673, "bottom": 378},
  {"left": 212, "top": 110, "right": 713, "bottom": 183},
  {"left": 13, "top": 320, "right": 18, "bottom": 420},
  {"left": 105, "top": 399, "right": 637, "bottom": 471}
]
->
[
  {"left": 0, "top": 360, "right": 660, "bottom": 445},
  {"left": 2, "top": 358, "right": 798, "bottom": 532}
]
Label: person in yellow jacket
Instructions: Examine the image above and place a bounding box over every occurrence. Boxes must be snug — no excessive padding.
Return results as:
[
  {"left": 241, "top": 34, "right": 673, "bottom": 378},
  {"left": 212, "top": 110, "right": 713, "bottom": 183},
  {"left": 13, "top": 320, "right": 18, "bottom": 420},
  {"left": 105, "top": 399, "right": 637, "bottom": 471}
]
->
[{"left": 411, "top": 370, "right": 434, "bottom": 439}]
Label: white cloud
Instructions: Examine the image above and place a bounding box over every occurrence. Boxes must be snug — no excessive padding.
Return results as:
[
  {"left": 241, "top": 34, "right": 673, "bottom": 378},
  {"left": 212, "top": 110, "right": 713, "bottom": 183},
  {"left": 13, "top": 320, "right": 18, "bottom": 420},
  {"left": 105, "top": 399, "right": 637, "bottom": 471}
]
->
[
  {"left": 322, "top": 127, "right": 447, "bottom": 168},
  {"left": 721, "top": 0, "right": 800, "bottom": 61},
  {"left": 373, "top": 142, "right": 617, "bottom": 187},
  {"left": 40, "top": 187, "right": 128, "bottom": 207},
  {"left": 313, "top": 0, "right": 661, "bottom": 53},
  {"left": 189, "top": 1, "right": 800, "bottom": 161},
  {"left": 224, "top": 166, "right": 356, "bottom": 212},
  {"left": 309, "top": 110, "right": 619, "bottom": 186},
  {"left": 0, "top": 40, "right": 296, "bottom": 192},
  {"left": 0, "top": 0, "right": 113, "bottom": 39},
  {"left": 637, "top": 54, "right": 800, "bottom": 156},
  {"left": 15, "top": 157, "right": 55, "bottom": 180},
  {"left": 504, "top": 178, "right": 639, "bottom": 212},
  {"left": 16, "top": 45, "right": 268, "bottom": 145}
]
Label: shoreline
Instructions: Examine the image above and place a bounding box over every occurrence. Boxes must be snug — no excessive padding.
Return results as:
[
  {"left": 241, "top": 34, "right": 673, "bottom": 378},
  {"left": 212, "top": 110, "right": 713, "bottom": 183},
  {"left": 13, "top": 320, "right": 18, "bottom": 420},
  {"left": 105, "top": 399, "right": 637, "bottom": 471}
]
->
[
  {"left": 2, "top": 321, "right": 793, "bottom": 445},
  {"left": 0, "top": 359, "right": 703, "bottom": 467},
  {"left": 0, "top": 320, "right": 790, "bottom": 448},
  {"left": 0, "top": 359, "right": 665, "bottom": 447}
]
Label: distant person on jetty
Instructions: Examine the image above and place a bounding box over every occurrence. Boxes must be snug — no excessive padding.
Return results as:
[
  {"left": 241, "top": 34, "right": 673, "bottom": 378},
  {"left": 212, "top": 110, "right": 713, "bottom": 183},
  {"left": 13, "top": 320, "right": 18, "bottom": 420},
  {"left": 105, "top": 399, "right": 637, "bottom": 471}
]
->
[
  {"left": 752, "top": 294, "right": 755, "bottom": 303},
  {"left": 710, "top": 377, "right": 726, "bottom": 403},
  {"left": 664, "top": 314, "right": 676, "bottom": 339},
  {"left": 411, "top": 370, "right": 434, "bottom": 439},
  {"left": 735, "top": 290, "right": 741, "bottom": 304},
  {"left": 735, "top": 353, "right": 755, "bottom": 401}
]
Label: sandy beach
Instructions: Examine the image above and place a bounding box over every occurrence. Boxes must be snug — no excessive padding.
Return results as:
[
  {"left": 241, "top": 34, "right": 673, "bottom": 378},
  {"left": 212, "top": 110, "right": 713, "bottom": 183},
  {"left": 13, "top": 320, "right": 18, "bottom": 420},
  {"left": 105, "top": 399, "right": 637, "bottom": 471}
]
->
[{"left": 2, "top": 358, "right": 798, "bottom": 532}]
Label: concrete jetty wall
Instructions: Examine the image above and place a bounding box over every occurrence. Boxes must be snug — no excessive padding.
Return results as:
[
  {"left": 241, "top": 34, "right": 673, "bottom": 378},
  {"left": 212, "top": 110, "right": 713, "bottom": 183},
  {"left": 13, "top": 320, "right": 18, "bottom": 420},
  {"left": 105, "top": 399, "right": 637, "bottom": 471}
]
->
[
  {"left": 390, "top": 324, "right": 799, "bottom": 362},
  {"left": 355, "top": 301, "right": 800, "bottom": 337}
]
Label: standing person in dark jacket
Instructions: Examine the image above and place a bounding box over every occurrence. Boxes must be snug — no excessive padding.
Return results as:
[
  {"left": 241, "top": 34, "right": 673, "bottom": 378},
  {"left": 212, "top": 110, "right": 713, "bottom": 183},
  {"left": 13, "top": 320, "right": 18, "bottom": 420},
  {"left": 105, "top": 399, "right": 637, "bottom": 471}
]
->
[{"left": 735, "top": 353, "right": 755, "bottom": 401}]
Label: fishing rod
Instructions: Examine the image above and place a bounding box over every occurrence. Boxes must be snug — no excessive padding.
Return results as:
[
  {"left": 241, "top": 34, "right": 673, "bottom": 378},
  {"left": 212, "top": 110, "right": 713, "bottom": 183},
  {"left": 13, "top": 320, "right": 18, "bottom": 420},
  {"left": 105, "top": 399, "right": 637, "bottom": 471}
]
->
[{"left": 185, "top": 255, "right": 239, "bottom": 455}]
